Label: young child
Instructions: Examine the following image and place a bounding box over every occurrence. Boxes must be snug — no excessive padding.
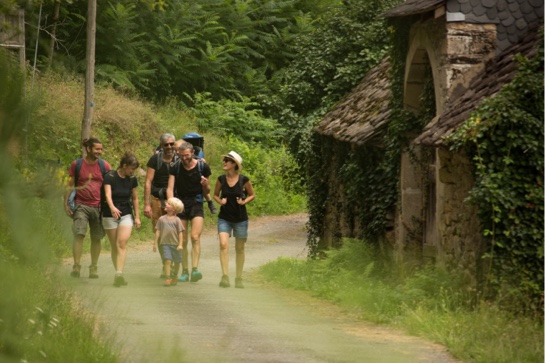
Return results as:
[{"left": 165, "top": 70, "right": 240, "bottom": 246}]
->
[{"left": 153, "top": 197, "right": 184, "bottom": 286}]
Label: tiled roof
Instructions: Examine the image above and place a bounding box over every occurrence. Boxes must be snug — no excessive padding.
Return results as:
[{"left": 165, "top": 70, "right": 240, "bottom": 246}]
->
[
  {"left": 381, "top": 0, "right": 445, "bottom": 18},
  {"left": 415, "top": 25, "right": 542, "bottom": 146},
  {"left": 383, "top": 0, "right": 544, "bottom": 52},
  {"left": 314, "top": 58, "right": 392, "bottom": 147}
]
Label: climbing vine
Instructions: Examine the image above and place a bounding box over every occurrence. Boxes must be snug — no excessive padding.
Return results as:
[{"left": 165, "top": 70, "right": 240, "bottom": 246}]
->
[
  {"left": 447, "top": 35, "right": 544, "bottom": 313},
  {"left": 306, "top": 17, "right": 430, "bottom": 255}
]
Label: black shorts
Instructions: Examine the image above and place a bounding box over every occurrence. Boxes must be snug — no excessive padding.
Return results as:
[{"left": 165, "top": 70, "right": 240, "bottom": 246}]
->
[{"left": 177, "top": 198, "right": 204, "bottom": 220}]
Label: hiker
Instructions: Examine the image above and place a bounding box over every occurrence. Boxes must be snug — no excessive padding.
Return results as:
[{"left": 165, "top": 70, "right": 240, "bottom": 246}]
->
[
  {"left": 153, "top": 197, "right": 185, "bottom": 286},
  {"left": 167, "top": 141, "right": 212, "bottom": 282},
  {"left": 181, "top": 133, "right": 218, "bottom": 215},
  {"left": 65, "top": 137, "right": 112, "bottom": 278},
  {"left": 213, "top": 151, "right": 254, "bottom": 288},
  {"left": 102, "top": 151, "right": 141, "bottom": 287},
  {"left": 144, "top": 133, "right": 178, "bottom": 278}
]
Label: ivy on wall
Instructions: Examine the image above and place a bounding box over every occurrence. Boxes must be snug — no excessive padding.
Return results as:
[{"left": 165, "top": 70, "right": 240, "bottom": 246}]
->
[
  {"left": 306, "top": 17, "right": 428, "bottom": 256},
  {"left": 447, "top": 36, "right": 544, "bottom": 313}
]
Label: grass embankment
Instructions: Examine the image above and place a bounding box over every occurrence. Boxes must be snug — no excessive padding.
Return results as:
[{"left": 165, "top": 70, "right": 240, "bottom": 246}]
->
[
  {"left": 2, "top": 68, "right": 306, "bottom": 362},
  {"left": 259, "top": 239, "right": 544, "bottom": 363}
]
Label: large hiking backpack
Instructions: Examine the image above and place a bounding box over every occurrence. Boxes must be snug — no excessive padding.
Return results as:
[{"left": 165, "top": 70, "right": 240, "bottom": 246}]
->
[{"left": 182, "top": 132, "right": 204, "bottom": 159}]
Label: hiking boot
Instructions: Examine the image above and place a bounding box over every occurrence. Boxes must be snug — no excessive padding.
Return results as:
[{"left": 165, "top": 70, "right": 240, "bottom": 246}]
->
[
  {"left": 235, "top": 277, "right": 244, "bottom": 289},
  {"left": 113, "top": 274, "right": 128, "bottom": 287},
  {"left": 70, "top": 264, "right": 81, "bottom": 278},
  {"left": 178, "top": 272, "right": 189, "bottom": 282},
  {"left": 89, "top": 264, "right": 98, "bottom": 279},
  {"left": 164, "top": 278, "right": 172, "bottom": 286},
  {"left": 170, "top": 277, "right": 178, "bottom": 286},
  {"left": 219, "top": 275, "right": 230, "bottom": 288},
  {"left": 208, "top": 201, "right": 218, "bottom": 214},
  {"left": 190, "top": 269, "right": 203, "bottom": 282}
]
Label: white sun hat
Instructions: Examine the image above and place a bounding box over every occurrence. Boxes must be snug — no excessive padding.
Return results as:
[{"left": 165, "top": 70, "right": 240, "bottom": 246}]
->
[{"left": 222, "top": 151, "right": 243, "bottom": 171}]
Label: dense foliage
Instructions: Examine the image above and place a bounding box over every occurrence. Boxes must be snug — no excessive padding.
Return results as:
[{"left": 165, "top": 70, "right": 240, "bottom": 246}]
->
[
  {"left": 447, "top": 39, "right": 544, "bottom": 313},
  {"left": 306, "top": 17, "right": 430, "bottom": 255}
]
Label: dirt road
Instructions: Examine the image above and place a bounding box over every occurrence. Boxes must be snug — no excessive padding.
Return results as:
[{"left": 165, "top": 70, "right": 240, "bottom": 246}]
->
[{"left": 64, "top": 214, "right": 461, "bottom": 363}]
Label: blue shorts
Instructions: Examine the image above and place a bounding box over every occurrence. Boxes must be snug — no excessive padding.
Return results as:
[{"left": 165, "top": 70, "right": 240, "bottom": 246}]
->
[
  {"left": 217, "top": 218, "right": 248, "bottom": 239},
  {"left": 161, "top": 245, "right": 182, "bottom": 263}
]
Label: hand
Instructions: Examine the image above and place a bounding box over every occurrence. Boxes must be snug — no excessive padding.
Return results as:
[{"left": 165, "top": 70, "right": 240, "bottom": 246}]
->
[
  {"left": 236, "top": 197, "right": 245, "bottom": 206},
  {"left": 111, "top": 207, "right": 122, "bottom": 219},
  {"left": 153, "top": 245, "right": 157, "bottom": 253},
  {"left": 200, "top": 176, "right": 209, "bottom": 186},
  {"left": 176, "top": 245, "right": 183, "bottom": 251},
  {"left": 65, "top": 204, "right": 73, "bottom": 216},
  {"left": 134, "top": 218, "right": 141, "bottom": 229},
  {"left": 220, "top": 198, "right": 227, "bottom": 206},
  {"left": 143, "top": 205, "right": 152, "bottom": 219}
]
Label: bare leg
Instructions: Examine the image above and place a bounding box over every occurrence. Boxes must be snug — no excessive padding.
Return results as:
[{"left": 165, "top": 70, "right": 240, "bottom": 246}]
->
[
  {"left": 115, "top": 225, "right": 133, "bottom": 273},
  {"left": 190, "top": 217, "right": 204, "bottom": 268},
  {"left": 235, "top": 238, "right": 246, "bottom": 278},
  {"left": 219, "top": 232, "right": 230, "bottom": 276},
  {"left": 73, "top": 234, "right": 85, "bottom": 265},
  {"left": 105, "top": 229, "right": 118, "bottom": 269},
  {"left": 181, "top": 219, "right": 189, "bottom": 271}
]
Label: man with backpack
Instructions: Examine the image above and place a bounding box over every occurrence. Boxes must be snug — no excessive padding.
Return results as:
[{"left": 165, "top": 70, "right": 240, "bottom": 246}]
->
[
  {"left": 167, "top": 141, "right": 212, "bottom": 282},
  {"left": 143, "top": 133, "right": 179, "bottom": 277},
  {"left": 64, "top": 137, "right": 112, "bottom": 278}
]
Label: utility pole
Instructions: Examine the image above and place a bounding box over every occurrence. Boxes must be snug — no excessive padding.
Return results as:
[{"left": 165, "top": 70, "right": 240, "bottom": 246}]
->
[{"left": 81, "top": 0, "right": 97, "bottom": 156}]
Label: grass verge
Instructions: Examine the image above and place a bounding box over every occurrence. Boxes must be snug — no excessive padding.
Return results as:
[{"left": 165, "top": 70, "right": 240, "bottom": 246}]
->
[{"left": 258, "top": 239, "right": 544, "bottom": 363}]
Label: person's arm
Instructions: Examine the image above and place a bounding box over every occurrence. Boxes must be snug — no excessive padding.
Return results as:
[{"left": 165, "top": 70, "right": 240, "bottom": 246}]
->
[
  {"left": 166, "top": 174, "right": 175, "bottom": 199},
  {"left": 213, "top": 178, "right": 226, "bottom": 205},
  {"left": 132, "top": 186, "right": 141, "bottom": 229},
  {"left": 153, "top": 228, "right": 160, "bottom": 253},
  {"left": 238, "top": 179, "right": 255, "bottom": 205},
  {"left": 177, "top": 230, "right": 184, "bottom": 251},
  {"left": 65, "top": 175, "right": 75, "bottom": 216},
  {"left": 143, "top": 167, "right": 155, "bottom": 219},
  {"left": 105, "top": 183, "right": 121, "bottom": 219}
]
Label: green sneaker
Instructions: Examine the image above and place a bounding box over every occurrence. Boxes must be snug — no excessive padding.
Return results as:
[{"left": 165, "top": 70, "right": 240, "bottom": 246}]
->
[
  {"left": 190, "top": 269, "right": 202, "bottom": 282},
  {"left": 178, "top": 272, "right": 189, "bottom": 282}
]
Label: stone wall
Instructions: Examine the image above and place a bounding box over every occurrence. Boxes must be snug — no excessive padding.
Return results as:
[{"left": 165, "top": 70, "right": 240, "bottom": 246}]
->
[{"left": 436, "top": 147, "right": 486, "bottom": 286}]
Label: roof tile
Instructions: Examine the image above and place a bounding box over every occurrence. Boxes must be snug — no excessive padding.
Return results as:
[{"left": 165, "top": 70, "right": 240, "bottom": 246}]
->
[{"left": 415, "top": 25, "right": 541, "bottom": 146}]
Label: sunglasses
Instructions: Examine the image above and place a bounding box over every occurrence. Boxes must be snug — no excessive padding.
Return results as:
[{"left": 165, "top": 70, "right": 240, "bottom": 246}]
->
[
  {"left": 163, "top": 142, "right": 175, "bottom": 147},
  {"left": 223, "top": 158, "right": 234, "bottom": 163}
]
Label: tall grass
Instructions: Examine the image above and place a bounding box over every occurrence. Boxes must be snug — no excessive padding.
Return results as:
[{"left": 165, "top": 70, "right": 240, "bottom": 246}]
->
[
  {"left": 259, "top": 239, "right": 544, "bottom": 363},
  {"left": 0, "top": 50, "right": 117, "bottom": 362}
]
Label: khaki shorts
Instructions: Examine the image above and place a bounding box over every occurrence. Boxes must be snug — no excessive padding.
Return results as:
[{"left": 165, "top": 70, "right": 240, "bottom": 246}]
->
[
  {"left": 150, "top": 197, "right": 167, "bottom": 231},
  {"left": 72, "top": 204, "right": 104, "bottom": 241}
]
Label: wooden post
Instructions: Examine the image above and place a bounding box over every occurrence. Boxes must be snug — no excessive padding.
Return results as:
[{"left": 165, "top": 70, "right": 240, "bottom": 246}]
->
[{"left": 81, "top": 0, "right": 97, "bottom": 156}]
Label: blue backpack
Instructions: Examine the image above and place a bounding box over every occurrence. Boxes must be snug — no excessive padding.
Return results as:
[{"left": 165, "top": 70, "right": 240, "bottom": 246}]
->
[{"left": 68, "top": 158, "right": 107, "bottom": 211}]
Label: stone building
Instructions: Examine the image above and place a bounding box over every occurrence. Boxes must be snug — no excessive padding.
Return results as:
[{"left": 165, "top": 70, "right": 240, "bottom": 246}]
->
[{"left": 314, "top": 0, "right": 543, "bottom": 280}]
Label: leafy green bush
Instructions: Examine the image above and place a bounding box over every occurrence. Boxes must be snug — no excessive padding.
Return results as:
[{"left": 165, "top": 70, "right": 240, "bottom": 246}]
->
[{"left": 447, "top": 40, "right": 544, "bottom": 314}]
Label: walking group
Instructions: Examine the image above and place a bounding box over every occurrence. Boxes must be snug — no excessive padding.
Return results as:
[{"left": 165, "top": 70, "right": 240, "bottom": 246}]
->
[{"left": 64, "top": 133, "right": 254, "bottom": 289}]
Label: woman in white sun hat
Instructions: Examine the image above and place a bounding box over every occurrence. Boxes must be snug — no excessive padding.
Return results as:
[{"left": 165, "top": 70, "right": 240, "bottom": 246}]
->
[{"left": 213, "top": 151, "right": 255, "bottom": 288}]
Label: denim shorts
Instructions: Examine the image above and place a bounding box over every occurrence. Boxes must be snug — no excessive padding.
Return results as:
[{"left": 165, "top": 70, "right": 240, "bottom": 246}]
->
[
  {"left": 217, "top": 218, "right": 248, "bottom": 239},
  {"left": 161, "top": 245, "right": 182, "bottom": 263},
  {"left": 102, "top": 214, "right": 134, "bottom": 229}
]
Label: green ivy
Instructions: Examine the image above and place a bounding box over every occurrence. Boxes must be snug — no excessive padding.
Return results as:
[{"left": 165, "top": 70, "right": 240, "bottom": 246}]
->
[
  {"left": 447, "top": 36, "right": 544, "bottom": 314},
  {"left": 306, "top": 17, "right": 432, "bottom": 255}
]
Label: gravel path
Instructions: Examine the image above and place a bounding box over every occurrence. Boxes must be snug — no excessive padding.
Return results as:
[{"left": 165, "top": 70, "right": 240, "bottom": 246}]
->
[{"left": 63, "top": 214, "right": 462, "bottom": 363}]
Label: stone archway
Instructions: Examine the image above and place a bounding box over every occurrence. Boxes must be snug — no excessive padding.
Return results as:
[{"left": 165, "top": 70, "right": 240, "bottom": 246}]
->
[{"left": 396, "top": 20, "right": 444, "bottom": 262}]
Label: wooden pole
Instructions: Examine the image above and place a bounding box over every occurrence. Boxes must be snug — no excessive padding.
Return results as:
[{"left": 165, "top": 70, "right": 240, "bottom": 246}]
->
[{"left": 81, "top": 0, "right": 97, "bottom": 156}]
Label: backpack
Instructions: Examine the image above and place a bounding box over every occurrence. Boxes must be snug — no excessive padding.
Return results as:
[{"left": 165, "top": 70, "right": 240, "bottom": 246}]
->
[
  {"left": 182, "top": 132, "right": 206, "bottom": 202},
  {"left": 68, "top": 158, "right": 107, "bottom": 211}
]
